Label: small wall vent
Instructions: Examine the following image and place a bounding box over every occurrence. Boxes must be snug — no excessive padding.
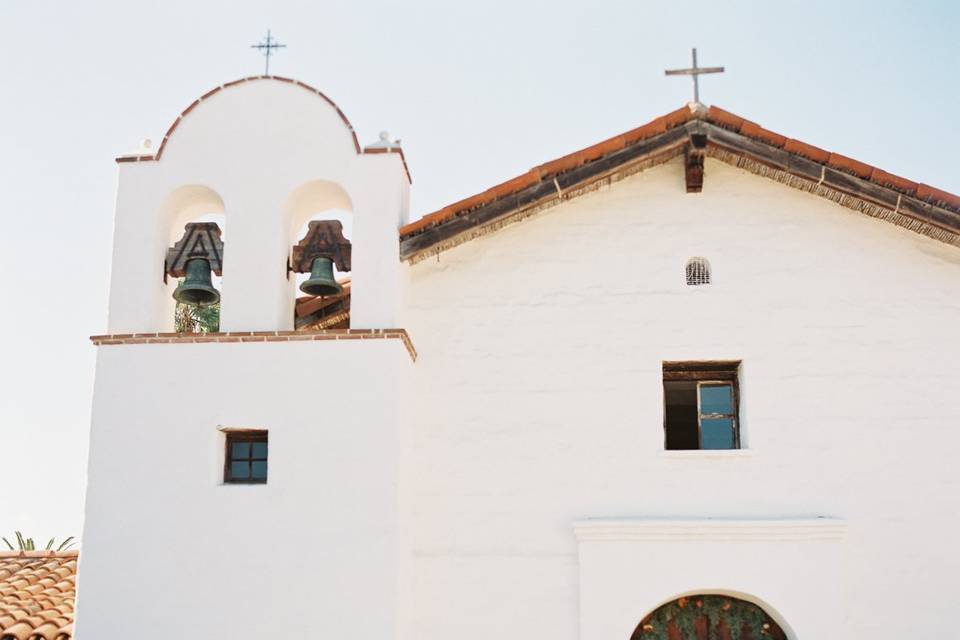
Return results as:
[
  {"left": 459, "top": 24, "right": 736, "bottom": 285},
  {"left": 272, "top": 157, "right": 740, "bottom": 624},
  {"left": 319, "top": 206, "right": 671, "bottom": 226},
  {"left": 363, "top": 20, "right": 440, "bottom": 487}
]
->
[{"left": 685, "top": 257, "right": 711, "bottom": 286}]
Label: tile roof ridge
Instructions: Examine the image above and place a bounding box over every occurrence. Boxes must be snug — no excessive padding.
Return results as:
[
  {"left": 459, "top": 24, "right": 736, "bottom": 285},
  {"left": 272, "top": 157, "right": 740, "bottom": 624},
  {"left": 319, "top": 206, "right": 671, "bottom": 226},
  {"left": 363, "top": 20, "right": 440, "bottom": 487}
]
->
[
  {"left": 400, "top": 102, "right": 959, "bottom": 244},
  {"left": 399, "top": 103, "right": 696, "bottom": 238},
  {"left": 0, "top": 550, "right": 79, "bottom": 559},
  {"left": 704, "top": 104, "right": 959, "bottom": 209}
]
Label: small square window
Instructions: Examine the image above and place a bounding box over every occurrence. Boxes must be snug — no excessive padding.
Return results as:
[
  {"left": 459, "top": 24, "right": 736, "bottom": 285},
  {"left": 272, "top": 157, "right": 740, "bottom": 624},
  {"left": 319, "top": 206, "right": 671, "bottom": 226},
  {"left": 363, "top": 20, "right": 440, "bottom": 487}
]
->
[
  {"left": 224, "top": 431, "right": 268, "bottom": 484},
  {"left": 663, "top": 362, "right": 740, "bottom": 450}
]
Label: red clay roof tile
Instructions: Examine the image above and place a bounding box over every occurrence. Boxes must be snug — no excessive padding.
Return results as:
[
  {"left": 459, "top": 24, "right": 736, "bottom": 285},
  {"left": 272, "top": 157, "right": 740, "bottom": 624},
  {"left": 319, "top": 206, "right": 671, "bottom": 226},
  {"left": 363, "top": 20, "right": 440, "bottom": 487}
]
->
[
  {"left": 0, "top": 552, "right": 77, "bottom": 640},
  {"left": 581, "top": 135, "right": 627, "bottom": 162},
  {"left": 489, "top": 169, "right": 541, "bottom": 198},
  {"left": 399, "top": 103, "right": 960, "bottom": 246},
  {"left": 827, "top": 152, "right": 873, "bottom": 179},
  {"left": 622, "top": 117, "right": 668, "bottom": 145},
  {"left": 447, "top": 191, "right": 492, "bottom": 214},
  {"left": 662, "top": 105, "right": 696, "bottom": 129},
  {"left": 783, "top": 139, "right": 831, "bottom": 163},
  {"left": 537, "top": 150, "right": 587, "bottom": 176},
  {"left": 917, "top": 183, "right": 960, "bottom": 209},
  {"left": 706, "top": 106, "right": 746, "bottom": 131},
  {"left": 740, "top": 122, "right": 787, "bottom": 148},
  {"left": 869, "top": 168, "right": 918, "bottom": 195}
]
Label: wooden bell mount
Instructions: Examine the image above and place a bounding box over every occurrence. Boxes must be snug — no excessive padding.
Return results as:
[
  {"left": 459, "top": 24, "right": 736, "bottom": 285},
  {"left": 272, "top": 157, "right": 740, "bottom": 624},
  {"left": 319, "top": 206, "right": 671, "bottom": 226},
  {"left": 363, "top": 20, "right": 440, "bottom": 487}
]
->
[
  {"left": 165, "top": 223, "right": 224, "bottom": 278},
  {"left": 290, "top": 220, "right": 352, "bottom": 274},
  {"left": 165, "top": 222, "right": 224, "bottom": 305}
]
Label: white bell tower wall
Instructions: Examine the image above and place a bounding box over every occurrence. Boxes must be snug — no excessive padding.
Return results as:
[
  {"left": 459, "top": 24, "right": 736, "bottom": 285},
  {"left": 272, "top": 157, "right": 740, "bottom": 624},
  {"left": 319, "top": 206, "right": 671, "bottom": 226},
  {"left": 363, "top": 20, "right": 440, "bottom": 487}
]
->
[
  {"left": 106, "top": 77, "right": 409, "bottom": 333},
  {"left": 80, "top": 77, "right": 415, "bottom": 640}
]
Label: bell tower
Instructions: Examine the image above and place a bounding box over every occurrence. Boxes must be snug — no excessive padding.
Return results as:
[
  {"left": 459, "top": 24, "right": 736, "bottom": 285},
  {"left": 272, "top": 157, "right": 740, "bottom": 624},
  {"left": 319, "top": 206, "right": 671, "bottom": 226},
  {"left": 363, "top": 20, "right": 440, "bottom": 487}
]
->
[{"left": 77, "top": 77, "right": 414, "bottom": 639}]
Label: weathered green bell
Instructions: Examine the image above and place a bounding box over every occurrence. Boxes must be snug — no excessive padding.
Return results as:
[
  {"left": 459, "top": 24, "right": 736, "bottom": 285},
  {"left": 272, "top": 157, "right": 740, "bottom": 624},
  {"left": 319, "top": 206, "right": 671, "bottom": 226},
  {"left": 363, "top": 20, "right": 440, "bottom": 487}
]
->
[
  {"left": 173, "top": 258, "right": 220, "bottom": 306},
  {"left": 300, "top": 257, "right": 342, "bottom": 297}
]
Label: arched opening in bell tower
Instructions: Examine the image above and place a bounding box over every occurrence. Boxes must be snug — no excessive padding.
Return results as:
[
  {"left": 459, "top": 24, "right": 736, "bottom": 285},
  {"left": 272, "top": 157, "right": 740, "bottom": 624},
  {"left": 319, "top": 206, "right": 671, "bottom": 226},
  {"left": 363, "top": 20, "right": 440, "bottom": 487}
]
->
[
  {"left": 284, "top": 180, "right": 354, "bottom": 330},
  {"left": 160, "top": 185, "right": 226, "bottom": 333}
]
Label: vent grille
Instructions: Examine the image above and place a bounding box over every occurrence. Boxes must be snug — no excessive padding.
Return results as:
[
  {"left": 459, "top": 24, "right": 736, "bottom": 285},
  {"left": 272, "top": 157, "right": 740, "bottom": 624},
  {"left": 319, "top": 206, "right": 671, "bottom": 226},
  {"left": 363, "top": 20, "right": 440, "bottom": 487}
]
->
[{"left": 685, "top": 257, "right": 711, "bottom": 286}]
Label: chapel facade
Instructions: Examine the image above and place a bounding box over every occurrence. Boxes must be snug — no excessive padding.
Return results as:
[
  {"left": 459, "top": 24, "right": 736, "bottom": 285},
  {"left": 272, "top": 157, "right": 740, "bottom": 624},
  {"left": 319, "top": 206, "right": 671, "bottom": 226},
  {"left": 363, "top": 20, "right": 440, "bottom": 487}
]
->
[{"left": 74, "top": 76, "right": 960, "bottom": 639}]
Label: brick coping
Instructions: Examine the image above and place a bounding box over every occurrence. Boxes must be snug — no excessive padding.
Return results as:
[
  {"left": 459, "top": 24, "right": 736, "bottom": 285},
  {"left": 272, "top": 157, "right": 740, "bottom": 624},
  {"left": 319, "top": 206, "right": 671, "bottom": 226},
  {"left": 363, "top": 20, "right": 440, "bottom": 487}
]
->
[{"left": 90, "top": 328, "right": 417, "bottom": 362}]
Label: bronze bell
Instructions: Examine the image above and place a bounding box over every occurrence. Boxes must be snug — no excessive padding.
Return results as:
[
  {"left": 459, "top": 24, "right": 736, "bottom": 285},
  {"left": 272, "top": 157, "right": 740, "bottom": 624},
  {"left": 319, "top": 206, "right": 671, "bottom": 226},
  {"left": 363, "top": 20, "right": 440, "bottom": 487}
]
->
[
  {"left": 173, "top": 258, "right": 220, "bottom": 306},
  {"left": 300, "top": 257, "right": 342, "bottom": 297}
]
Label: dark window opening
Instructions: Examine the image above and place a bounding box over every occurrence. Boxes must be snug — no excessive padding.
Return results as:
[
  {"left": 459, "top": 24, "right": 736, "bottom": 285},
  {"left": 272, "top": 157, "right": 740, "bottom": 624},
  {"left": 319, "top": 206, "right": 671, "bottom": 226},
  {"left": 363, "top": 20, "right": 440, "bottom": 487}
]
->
[
  {"left": 663, "top": 361, "right": 740, "bottom": 450},
  {"left": 224, "top": 431, "right": 268, "bottom": 484}
]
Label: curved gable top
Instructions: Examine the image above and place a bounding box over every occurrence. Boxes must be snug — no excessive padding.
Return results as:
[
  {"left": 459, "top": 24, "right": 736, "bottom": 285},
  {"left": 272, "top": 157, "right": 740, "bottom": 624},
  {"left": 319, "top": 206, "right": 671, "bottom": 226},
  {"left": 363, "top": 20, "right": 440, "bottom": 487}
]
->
[{"left": 117, "top": 76, "right": 411, "bottom": 182}]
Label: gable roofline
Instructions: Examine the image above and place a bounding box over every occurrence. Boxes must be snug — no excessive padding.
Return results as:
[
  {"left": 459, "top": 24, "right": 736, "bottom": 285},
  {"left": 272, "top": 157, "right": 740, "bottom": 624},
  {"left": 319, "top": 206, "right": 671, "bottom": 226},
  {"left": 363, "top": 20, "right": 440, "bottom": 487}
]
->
[
  {"left": 399, "top": 104, "right": 960, "bottom": 263},
  {"left": 115, "top": 76, "right": 412, "bottom": 183}
]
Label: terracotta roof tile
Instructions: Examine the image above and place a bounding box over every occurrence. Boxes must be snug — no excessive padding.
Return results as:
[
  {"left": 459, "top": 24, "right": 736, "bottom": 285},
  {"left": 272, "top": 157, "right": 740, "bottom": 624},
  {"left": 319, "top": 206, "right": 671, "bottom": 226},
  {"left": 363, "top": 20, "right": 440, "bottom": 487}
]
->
[
  {"left": 29, "top": 622, "right": 59, "bottom": 640},
  {"left": 579, "top": 135, "right": 626, "bottom": 163},
  {"left": 398, "top": 110, "right": 687, "bottom": 239},
  {"left": 536, "top": 150, "right": 587, "bottom": 176},
  {"left": 827, "top": 152, "right": 873, "bottom": 179},
  {"left": 3, "top": 621, "right": 35, "bottom": 640},
  {"left": 0, "top": 552, "right": 77, "bottom": 640},
  {"left": 917, "top": 183, "right": 960, "bottom": 209},
  {"left": 488, "top": 169, "right": 542, "bottom": 199},
  {"left": 399, "top": 103, "right": 960, "bottom": 254},
  {"left": 621, "top": 117, "right": 668, "bottom": 144},
  {"left": 706, "top": 105, "right": 747, "bottom": 131},
  {"left": 783, "top": 138, "right": 830, "bottom": 163},
  {"left": 869, "top": 168, "right": 918, "bottom": 195},
  {"left": 740, "top": 122, "right": 787, "bottom": 148},
  {"left": 662, "top": 105, "right": 696, "bottom": 129}
]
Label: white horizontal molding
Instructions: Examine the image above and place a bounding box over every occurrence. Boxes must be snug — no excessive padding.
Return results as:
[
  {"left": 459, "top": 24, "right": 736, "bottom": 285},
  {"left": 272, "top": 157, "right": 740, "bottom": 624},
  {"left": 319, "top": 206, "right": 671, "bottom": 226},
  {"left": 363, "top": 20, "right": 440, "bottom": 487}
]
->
[{"left": 573, "top": 517, "right": 846, "bottom": 543}]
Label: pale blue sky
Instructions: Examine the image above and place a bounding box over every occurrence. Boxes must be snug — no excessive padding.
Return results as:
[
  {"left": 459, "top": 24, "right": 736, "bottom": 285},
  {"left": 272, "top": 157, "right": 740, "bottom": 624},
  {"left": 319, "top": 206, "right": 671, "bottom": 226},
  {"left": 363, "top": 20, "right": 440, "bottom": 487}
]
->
[{"left": 1, "top": 0, "right": 956, "bottom": 538}]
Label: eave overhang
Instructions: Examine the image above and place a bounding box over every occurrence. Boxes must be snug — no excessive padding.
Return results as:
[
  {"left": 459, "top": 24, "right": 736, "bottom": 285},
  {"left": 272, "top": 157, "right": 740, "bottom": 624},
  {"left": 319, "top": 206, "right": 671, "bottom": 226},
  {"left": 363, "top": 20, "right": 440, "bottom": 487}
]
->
[{"left": 399, "top": 106, "right": 960, "bottom": 264}]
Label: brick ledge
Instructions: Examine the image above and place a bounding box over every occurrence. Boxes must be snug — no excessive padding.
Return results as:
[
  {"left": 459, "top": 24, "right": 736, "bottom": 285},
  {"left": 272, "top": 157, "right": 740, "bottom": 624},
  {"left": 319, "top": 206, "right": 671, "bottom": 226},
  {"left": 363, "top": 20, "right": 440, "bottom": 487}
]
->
[{"left": 90, "top": 328, "right": 417, "bottom": 362}]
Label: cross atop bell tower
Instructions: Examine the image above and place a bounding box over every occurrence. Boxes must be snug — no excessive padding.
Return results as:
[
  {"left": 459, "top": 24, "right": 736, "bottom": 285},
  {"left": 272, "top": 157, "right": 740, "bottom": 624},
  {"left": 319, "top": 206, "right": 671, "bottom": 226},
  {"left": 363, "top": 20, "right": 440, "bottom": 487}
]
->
[
  {"left": 250, "top": 29, "right": 286, "bottom": 76},
  {"left": 665, "top": 47, "right": 724, "bottom": 104}
]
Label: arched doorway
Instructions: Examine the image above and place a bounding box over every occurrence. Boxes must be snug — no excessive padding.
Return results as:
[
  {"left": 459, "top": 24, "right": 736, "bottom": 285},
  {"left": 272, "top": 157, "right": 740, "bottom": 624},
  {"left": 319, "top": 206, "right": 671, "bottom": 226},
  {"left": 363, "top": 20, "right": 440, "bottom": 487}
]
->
[{"left": 631, "top": 594, "right": 787, "bottom": 640}]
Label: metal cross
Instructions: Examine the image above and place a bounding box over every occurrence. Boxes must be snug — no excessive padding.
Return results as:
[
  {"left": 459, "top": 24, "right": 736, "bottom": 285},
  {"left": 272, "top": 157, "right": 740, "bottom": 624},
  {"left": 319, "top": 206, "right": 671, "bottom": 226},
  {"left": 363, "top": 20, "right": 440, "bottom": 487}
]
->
[
  {"left": 250, "top": 29, "right": 286, "bottom": 76},
  {"left": 665, "top": 48, "right": 724, "bottom": 104}
]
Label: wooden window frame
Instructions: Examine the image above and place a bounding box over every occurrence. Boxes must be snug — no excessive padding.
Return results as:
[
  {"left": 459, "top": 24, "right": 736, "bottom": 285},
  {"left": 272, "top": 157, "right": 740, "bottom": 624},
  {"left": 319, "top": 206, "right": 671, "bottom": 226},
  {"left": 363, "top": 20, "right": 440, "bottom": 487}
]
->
[
  {"left": 663, "top": 361, "right": 741, "bottom": 450},
  {"left": 695, "top": 381, "right": 740, "bottom": 449},
  {"left": 223, "top": 430, "right": 268, "bottom": 485}
]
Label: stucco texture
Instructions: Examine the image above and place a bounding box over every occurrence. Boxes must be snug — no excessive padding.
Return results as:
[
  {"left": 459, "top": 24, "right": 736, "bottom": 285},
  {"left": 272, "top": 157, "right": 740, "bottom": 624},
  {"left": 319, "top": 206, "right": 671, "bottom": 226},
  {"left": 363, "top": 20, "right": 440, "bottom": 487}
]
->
[{"left": 402, "top": 158, "right": 960, "bottom": 639}]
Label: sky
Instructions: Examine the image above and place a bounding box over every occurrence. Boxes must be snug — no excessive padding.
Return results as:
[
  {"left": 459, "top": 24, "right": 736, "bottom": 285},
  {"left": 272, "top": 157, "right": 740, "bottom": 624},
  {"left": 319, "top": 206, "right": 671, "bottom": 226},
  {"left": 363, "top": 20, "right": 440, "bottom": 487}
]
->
[{"left": 0, "top": 0, "right": 957, "bottom": 541}]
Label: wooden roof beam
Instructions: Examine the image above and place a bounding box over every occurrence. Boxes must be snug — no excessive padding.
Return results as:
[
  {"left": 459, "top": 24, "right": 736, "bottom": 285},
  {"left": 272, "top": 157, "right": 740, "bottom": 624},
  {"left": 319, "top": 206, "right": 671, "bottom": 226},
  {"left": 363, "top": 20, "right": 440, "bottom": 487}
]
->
[{"left": 685, "top": 132, "right": 708, "bottom": 193}]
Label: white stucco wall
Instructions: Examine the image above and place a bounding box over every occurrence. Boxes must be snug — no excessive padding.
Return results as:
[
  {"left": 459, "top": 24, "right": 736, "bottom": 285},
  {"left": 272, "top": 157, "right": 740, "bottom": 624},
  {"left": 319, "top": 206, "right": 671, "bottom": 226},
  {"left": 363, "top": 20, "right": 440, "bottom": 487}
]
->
[
  {"left": 76, "top": 340, "right": 410, "bottom": 639},
  {"left": 81, "top": 77, "right": 416, "bottom": 640},
  {"left": 82, "top": 80, "right": 960, "bottom": 639},
  {"left": 402, "top": 158, "right": 960, "bottom": 639},
  {"left": 106, "top": 78, "right": 408, "bottom": 335}
]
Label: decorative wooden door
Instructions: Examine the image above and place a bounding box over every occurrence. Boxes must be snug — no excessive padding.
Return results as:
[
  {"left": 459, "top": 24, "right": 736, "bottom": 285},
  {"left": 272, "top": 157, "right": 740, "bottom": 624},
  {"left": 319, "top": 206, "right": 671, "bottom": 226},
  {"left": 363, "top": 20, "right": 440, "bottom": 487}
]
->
[{"left": 631, "top": 595, "right": 787, "bottom": 640}]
